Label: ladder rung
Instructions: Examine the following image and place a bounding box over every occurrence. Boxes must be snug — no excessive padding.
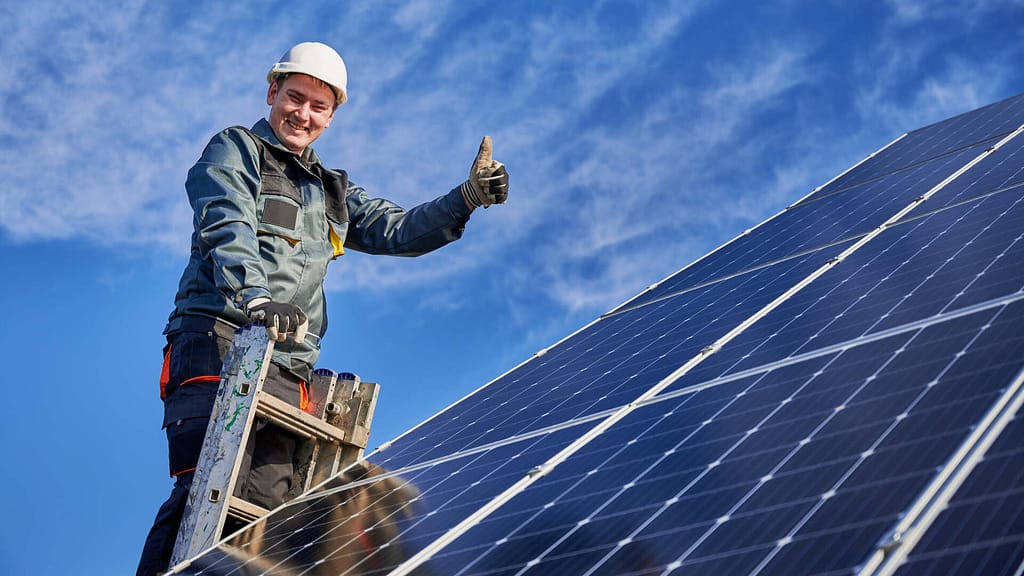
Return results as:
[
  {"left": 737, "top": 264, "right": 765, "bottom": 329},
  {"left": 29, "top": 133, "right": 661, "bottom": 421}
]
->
[
  {"left": 254, "top": 391, "right": 349, "bottom": 444},
  {"left": 228, "top": 496, "right": 269, "bottom": 525}
]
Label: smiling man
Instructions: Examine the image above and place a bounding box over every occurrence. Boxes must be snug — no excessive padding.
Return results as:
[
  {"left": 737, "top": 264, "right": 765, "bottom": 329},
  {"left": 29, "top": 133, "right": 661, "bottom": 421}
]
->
[{"left": 137, "top": 41, "right": 509, "bottom": 576}]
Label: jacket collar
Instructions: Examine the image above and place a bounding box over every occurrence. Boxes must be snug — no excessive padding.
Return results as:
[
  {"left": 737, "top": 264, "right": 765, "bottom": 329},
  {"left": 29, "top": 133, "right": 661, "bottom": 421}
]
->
[{"left": 250, "top": 118, "right": 323, "bottom": 167}]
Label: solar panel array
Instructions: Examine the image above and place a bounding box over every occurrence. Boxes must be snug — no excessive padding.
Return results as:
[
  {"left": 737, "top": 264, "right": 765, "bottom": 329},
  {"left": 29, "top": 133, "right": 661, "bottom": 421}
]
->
[{"left": 171, "top": 93, "right": 1024, "bottom": 576}]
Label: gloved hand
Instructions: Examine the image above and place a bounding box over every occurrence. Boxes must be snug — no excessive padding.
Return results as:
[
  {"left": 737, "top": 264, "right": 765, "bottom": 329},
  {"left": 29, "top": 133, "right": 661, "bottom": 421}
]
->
[
  {"left": 461, "top": 135, "right": 509, "bottom": 209},
  {"left": 246, "top": 298, "right": 308, "bottom": 343}
]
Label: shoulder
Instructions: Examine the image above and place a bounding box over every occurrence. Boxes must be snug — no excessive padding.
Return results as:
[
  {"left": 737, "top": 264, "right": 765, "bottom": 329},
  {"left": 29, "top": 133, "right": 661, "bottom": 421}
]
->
[
  {"left": 206, "top": 125, "right": 259, "bottom": 153},
  {"left": 197, "top": 125, "right": 262, "bottom": 169}
]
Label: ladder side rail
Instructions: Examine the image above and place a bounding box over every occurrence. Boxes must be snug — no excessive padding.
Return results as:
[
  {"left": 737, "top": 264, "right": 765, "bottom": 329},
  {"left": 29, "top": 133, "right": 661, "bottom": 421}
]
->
[{"left": 169, "top": 324, "right": 274, "bottom": 566}]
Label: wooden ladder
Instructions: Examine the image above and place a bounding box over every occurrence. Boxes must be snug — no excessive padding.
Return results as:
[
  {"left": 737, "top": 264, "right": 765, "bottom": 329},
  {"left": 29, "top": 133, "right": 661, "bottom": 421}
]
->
[{"left": 169, "top": 323, "right": 379, "bottom": 566}]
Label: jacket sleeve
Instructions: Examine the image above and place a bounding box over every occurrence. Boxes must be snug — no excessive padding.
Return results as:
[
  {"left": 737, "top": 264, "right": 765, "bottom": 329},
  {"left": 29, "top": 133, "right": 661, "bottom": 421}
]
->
[
  {"left": 186, "top": 128, "right": 270, "bottom": 308},
  {"left": 343, "top": 181, "right": 474, "bottom": 256}
]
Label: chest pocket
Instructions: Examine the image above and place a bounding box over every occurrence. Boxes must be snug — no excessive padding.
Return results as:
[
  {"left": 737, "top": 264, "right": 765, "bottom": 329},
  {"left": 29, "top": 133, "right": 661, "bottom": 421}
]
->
[{"left": 259, "top": 175, "right": 302, "bottom": 243}]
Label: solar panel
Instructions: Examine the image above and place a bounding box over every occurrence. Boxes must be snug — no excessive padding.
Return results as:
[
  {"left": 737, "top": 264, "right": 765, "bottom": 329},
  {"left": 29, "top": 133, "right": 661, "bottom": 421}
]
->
[
  {"left": 800, "top": 92, "right": 1024, "bottom": 204},
  {"left": 169, "top": 93, "right": 1024, "bottom": 576},
  {"left": 892, "top": 412, "right": 1024, "bottom": 575}
]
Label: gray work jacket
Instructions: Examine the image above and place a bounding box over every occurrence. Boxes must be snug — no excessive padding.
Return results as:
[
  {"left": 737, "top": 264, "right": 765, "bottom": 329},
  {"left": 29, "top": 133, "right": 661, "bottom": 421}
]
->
[{"left": 165, "top": 118, "right": 472, "bottom": 377}]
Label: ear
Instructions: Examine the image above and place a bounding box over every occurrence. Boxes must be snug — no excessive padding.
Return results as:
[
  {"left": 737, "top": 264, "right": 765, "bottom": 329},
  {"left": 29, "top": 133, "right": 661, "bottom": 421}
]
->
[
  {"left": 324, "top": 108, "right": 335, "bottom": 129},
  {"left": 266, "top": 81, "right": 278, "bottom": 106}
]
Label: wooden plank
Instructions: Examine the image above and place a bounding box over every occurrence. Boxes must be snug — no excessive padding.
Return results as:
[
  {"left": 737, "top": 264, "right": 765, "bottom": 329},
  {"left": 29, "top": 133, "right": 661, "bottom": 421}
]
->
[
  {"left": 254, "top": 391, "right": 349, "bottom": 443},
  {"left": 227, "top": 496, "right": 268, "bottom": 526}
]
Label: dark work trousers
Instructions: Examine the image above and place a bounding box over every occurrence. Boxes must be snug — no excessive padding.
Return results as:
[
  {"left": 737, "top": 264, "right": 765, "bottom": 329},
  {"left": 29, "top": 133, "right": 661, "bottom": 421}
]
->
[{"left": 137, "top": 320, "right": 305, "bottom": 576}]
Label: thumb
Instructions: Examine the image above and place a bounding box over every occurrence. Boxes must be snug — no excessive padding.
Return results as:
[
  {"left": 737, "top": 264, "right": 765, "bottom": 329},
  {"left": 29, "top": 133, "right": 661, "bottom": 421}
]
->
[
  {"left": 293, "top": 318, "right": 308, "bottom": 343},
  {"left": 475, "top": 135, "right": 493, "bottom": 169}
]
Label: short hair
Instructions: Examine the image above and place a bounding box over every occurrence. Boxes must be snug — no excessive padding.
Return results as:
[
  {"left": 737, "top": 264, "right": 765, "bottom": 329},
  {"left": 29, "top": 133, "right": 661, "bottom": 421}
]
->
[{"left": 273, "top": 73, "right": 342, "bottom": 110}]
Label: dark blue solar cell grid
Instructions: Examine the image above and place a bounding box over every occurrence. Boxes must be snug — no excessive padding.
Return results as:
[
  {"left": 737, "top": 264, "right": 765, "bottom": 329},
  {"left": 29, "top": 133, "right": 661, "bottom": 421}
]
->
[
  {"left": 886, "top": 193, "right": 1024, "bottom": 319},
  {"left": 617, "top": 142, "right": 988, "bottom": 312},
  {"left": 803, "top": 92, "right": 1024, "bottom": 202},
  {"left": 176, "top": 422, "right": 591, "bottom": 576},
  {"left": 666, "top": 184, "right": 1024, "bottom": 394},
  {"left": 895, "top": 412, "right": 1024, "bottom": 576},
  {"left": 915, "top": 128, "right": 1024, "bottom": 210},
  {"left": 371, "top": 241, "right": 854, "bottom": 472},
  {"left": 422, "top": 301, "right": 1024, "bottom": 575}
]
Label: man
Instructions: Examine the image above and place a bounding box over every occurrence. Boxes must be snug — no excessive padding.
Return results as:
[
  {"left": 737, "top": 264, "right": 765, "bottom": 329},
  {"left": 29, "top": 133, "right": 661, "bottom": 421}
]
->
[{"left": 137, "top": 41, "right": 508, "bottom": 576}]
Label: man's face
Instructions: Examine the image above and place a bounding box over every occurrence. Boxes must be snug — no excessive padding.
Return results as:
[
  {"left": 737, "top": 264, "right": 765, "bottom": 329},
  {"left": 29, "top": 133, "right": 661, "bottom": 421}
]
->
[{"left": 266, "top": 73, "right": 336, "bottom": 155}]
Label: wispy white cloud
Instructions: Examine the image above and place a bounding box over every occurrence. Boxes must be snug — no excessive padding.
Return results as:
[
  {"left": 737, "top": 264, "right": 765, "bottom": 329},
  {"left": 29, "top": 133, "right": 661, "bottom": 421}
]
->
[
  {"left": 318, "top": 1, "right": 713, "bottom": 309},
  {"left": 856, "top": 57, "right": 1019, "bottom": 137},
  {"left": 883, "top": 0, "right": 1023, "bottom": 24},
  {"left": 0, "top": 0, "right": 279, "bottom": 247},
  {"left": 517, "top": 42, "right": 817, "bottom": 313},
  {"left": 853, "top": 1, "right": 1024, "bottom": 138}
]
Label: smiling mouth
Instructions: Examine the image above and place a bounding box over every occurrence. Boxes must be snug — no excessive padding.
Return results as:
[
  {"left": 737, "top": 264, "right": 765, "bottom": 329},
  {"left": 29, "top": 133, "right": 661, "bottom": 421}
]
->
[{"left": 286, "top": 119, "right": 308, "bottom": 133}]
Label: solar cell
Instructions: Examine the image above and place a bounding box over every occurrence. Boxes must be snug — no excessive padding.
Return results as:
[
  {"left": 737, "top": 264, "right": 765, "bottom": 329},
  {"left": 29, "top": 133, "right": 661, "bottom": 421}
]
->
[{"left": 169, "top": 94, "right": 1024, "bottom": 576}]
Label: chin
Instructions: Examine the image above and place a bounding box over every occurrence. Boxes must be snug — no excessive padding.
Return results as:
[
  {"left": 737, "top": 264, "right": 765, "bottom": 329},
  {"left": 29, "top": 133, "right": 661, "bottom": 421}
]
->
[{"left": 283, "top": 137, "right": 310, "bottom": 153}]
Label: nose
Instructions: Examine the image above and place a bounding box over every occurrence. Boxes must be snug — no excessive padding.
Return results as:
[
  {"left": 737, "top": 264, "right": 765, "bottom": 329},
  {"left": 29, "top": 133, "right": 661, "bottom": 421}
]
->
[{"left": 293, "top": 102, "right": 311, "bottom": 121}]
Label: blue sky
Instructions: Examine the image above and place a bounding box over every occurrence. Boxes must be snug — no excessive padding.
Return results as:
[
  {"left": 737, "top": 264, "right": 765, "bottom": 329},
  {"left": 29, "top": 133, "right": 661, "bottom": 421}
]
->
[{"left": 1, "top": 1, "right": 1023, "bottom": 574}]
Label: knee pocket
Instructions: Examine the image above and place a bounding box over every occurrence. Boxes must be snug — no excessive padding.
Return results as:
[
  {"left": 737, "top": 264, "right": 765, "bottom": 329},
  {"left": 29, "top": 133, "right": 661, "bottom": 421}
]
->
[{"left": 166, "top": 417, "right": 209, "bottom": 477}]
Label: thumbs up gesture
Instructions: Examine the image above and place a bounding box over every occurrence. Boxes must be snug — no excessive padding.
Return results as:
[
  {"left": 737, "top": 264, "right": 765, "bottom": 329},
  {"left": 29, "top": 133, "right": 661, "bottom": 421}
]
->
[{"left": 461, "top": 135, "right": 509, "bottom": 209}]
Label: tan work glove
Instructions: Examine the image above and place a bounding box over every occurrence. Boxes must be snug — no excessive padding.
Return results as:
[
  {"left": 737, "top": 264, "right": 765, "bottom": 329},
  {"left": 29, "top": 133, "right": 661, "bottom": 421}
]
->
[{"left": 461, "top": 135, "right": 509, "bottom": 208}]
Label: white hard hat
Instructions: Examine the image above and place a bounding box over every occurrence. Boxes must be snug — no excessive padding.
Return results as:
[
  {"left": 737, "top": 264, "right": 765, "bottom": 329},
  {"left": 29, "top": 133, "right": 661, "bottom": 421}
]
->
[{"left": 267, "top": 42, "right": 348, "bottom": 105}]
